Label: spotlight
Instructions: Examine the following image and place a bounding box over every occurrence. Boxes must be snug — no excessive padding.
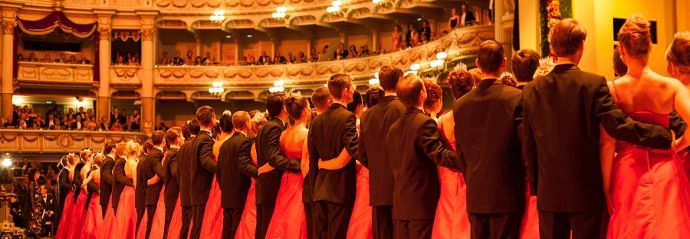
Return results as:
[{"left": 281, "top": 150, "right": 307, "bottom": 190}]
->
[{"left": 1, "top": 154, "right": 12, "bottom": 168}]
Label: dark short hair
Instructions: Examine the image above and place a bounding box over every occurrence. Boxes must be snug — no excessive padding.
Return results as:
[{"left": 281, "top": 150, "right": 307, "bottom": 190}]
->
[
  {"left": 477, "top": 40, "right": 505, "bottom": 74},
  {"left": 285, "top": 96, "right": 309, "bottom": 119},
  {"left": 366, "top": 86, "right": 385, "bottom": 108},
  {"left": 165, "top": 127, "right": 181, "bottom": 145},
  {"left": 218, "top": 112, "right": 233, "bottom": 133},
  {"left": 311, "top": 87, "right": 332, "bottom": 109},
  {"left": 195, "top": 106, "right": 215, "bottom": 126},
  {"left": 396, "top": 74, "right": 425, "bottom": 107},
  {"left": 328, "top": 74, "right": 352, "bottom": 100},
  {"left": 151, "top": 130, "right": 165, "bottom": 145},
  {"left": 511, "top": 49, "right": 540, "bottom": 82},
  {"left": 447, "top": 69, "right": 476, "bottom": 98},
  {"left": 266, "top": 93, "right": 286, "bottom": 118},
  {"left": 549, "top": 18, "right": 587, "bottom": 56},
  {"left": 103, "top": 142, "right": 116, "bottom": 155},
  {"left": 347, "top": 91, "right": 363, "bottom": 114},
  {"left": 379, "top": 65, "right": 404, "bottom": 91},
  {"left": 188, "top": 118, "right": 201, "bottom": 135}
]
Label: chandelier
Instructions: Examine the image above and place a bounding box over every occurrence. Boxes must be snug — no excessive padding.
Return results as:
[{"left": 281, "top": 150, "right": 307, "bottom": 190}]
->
[
  {"left": 369, "top": 71, "right": 380, "bottom": 86},
  {"left": 209, "top": 81, "right": 225, "bottom": 96},
  {"left": 269, "top": 80, "right": 285, "bottom": 93},
  {"left": 327, "top": 0, "right": 343, "bottom": 13},
  {"left": 210, "top": 10, "right": 225, "bottom": 24},
  {"left": 272, "top": 7, "right": 287, "bottom": 19}
]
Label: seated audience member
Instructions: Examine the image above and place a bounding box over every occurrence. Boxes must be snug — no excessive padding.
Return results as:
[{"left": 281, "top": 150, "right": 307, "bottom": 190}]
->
[
  {"left": 286, "top": 52, "right": 296, "bottom": 64},
  {"left": 334, "top": 43, "right": 349, "bottom": 59},
  {"left": 349, "top": 45, "right": 359, "bottom": 58},
  {"left": 115, "top": 55, "right": 126, "bottom": 65},
  {"left": 110, "top": 121, "right": 124, "bottom": 131},
  {"left": 298, "top": 51, "right": 307, "bottom": 63},
  {"left": 203, "top": 52, "right": 212, "bottom": 65},
  {"left": 173, "top": 51, "right": 184, "bottom": 65},
  {"left": 28, "top": 52, "right": 38, "bottom": 62},
  {"left": 194, "top": 56, "right": 202, "bottom": 65},
  {"left": 160, "top": 51, "right": 171, "bottom": 65},
  {"left": 511, "top": 49, "right": 541, "bottom": 89},
  {"left": 16, "top": 53, "right": 24, "bottom": 62},
  {"left": 56, "top": 53, "right": 67, "bottom": 63},
  {"left": 129, "top": 55, "right": 140, "bottom": 65},
  {"left": 40, "top": 53, "right": 52, "bottom": 63},
  {"left": 360, "top": 45, "right": 370, "bottom": 57},
  {"left": 78, "top": 55, "right": 91, "bottom": 64},
  {"left": 67, "top": 55, "right": 77, "bottom": 64},
  {"left": 185, "top": 50, "right": 194, "bottom": 64},
  {"left": 248, "top": 56, "right": 256, "bottom": 65}
]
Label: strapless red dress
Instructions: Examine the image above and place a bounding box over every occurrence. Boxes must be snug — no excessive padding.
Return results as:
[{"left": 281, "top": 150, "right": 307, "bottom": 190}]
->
[
  {"left": 55, "top": 191, "right": 74, "bottom": 239},
  {"left": 607, "top": 112, "right": 690, "bottom": 239},
  {"left": 166, "top": 195, "right": 184, "bottom": 239},
  {"left": 265, "top": 148, "right": 308, "bottom": 239},
  {"left": 110, "top": 186, "right": 137, "bottom": 239},
  {"left": 67, "top": 191, "right": 88, "bottom": 239},
  {"left": 432, "top": 130, "right": 471, "bottom": 239},
  {"left": 346, "top": 162, "right": 373, "bottom": 239},
  {"left": 199, "top": 177, "right": 223, "bottom": 239},
  {"left": 235, "top": 179, "right": 256, "bottom": 239},
  {"left": 136, "top": 186, "right": 167, "bottom": 239},
  {"left": 82, "top": 193, "right": 103, "bottom": 239},
  {"left": 99, "top": 198, "right": 115, "bottom": 238}
]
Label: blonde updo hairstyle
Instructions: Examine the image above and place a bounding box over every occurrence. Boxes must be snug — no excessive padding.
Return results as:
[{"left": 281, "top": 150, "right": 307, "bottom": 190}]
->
[
  {"left": 617, "top": 15, "right": 652, "bottom": 59},
  {"left": 125, "top": 140, "right": 141, "bottom": 159},
  {"left": 667, "top": 32, "right": 690, "bottom": 75}
]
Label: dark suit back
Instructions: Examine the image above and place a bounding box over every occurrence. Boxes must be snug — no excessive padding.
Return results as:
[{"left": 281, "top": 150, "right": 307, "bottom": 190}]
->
[
  {"left": 359, "top": 95, "right": 406, "bottom": 206},
  {"left": 309, "top": 104, "right": 358, "bottom": 206},
  {"left": 112, "top": 157, "right": 131, "bottom": 208},
  {"left": 177, "top": 135, "right": 196, "bottom": 207},
  {"left": 218, "top": 132, "right": 257, "bottom": 209},
  {"left": 99, "top": 156, "right": 115, "bottom": 206},
  {"left": 189, "top": 131, "right": 216, "bottom": 205},
  {"left": 386, "top": 107, "right": 458, "bottom": 220},
  {"left": 522, "top": 64, "right": 672, "bottom": 212},
  {"left": 144, "top": 148, "right": 165, "bottom": 205},
  {"left": 454, "top": 80, "right": 525, "bottom": 214},
  {"left": 163, "top": 147, "right": 180, "bottom": 207},
  {"left": 135, "top": 156, "right": 148, "bottom": 209},
  {"left": 255, "top": 118, "right": 286, "bottom": 205}
]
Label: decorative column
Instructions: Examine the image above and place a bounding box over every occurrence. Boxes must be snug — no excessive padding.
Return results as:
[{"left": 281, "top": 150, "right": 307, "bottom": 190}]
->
[
  {"left": 371, "top": 28, "right": 379, "bottom": 52},
  {"left": 140, "top": 15, "right": 156, "bottom": 134},
  {"left": 501, "top": 0, "right": 515, "bottom": 66},
  {"left": 96, "top": 13, "right": 113, "bottom": 123},
  {"left": 1, "top": 9, "right": 17, "bottom": 120},
  {"left": 195, "top": 33, "right": 202, "bottom": 57}
]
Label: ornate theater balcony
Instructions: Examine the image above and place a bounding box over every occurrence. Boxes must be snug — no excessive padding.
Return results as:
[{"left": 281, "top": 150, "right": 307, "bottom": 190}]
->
[
  {"left": 17, "top": 62, "right": 95, "bottom": 87},
  {"left": 0, "top": 129, "right": 148, "bottom": 153},
  {"left": 110, "top": 65, "right": 143, "bottom": 87}
]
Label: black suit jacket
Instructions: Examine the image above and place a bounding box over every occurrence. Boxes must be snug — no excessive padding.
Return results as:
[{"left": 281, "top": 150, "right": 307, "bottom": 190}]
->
[
  {"left": 256, "top": 117, "right": 301, "bottom": 205},
  {"left": 218, "top": 132, "right": 258, "bottom": 209},
  {"left": 57, "top": 168, "right": 71, "bottom": 208},
  {"left": 309, "top": 104, "right": 359, "bottom": 206},
  {"left": 190, "top": 131, "right": 217, "bottom": 205},
  {"left": 99, "top": 156, "right": 115, "bottom": 206},
  {"left": 177, "top": 135, "right": 196, "bottom": 207},
  {"left": 144, "top": 148, "right": 165, "bottom": 205},
  {"left": 163, "top": 147, "right": 180, "bottom": 207},
  {"left": 357, "top": 95, "right": 406, "bottom": 206},
  {"left": 112, "top": 157, "right": 132, "bottom": 209},
  {"left": 454, "top": 80, "right": 525, "bottom": 214},
  {"left": 135, "top": 156, "right": 148, "bottom": 209},
  {"left": 386, "top": 107, "right": 459, "bottom": 220},
  {"left": 522, "top": 64, "right": 672, "bottom": 212}
]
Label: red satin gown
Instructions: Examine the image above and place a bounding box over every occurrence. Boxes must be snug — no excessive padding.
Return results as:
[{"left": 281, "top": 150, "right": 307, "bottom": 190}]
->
[
  {"left": 108, "top": 185, "right": 137, "bottom": 239},
  {"left": 346, "top": 162, "right": 373, "bottom": 239},
  {"left": 136, "top": 187, "right": 167, "bottom": 239},
  {"left": 67, "top": 190, "right": 88, "bottom": 239},
  {"left": 235, "top": 145, "right": 259, "bottom": 239},
  {"left": 265, "top": 147, "right": 308, "bottom": 239},
  {"left": 607, "top": 112, "right": 690, "bottom": 239},
  {"left": 56, "top": 191, "right": 75, "bottom": 239},
  {"left": 82, "top": 192, "right": 103, "bottom": 239},
  {"left": 199, "top": 155, "right": 223, "bottom": 239},
  {"left": 99, "top": 198, "right": 115, "bottom": 238}
]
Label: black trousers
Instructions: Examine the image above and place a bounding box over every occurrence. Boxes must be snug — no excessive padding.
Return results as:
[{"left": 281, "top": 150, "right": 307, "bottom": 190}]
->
[
  {"left": 304, "top": 202, "right": 317, "bottom": 239},
  {"left": 314, "top": 201, "right": 352, "bottom": 239},
  {"left": 538, "top": 210, "right": 609, "bottom": 239},
  {"left": 393, "top": 219, "right": 433, "bottom": 239},
  {"left": 101, "top": 204, "right": 108, "bottom": 219},
  {"left": 145, "top": 205, "right": 157, "bottom": 239},
  {"left": 179, "top": 206, "right": 193, "bottom": 239},
  {"left": 190, "top": 204, "right": 206, "bottom": 239},
  {"left": 373, "top": 205, "right": 393, "bottom": 239},
  {"left": 255, "top": 204, "right": 276, "bottom": 239},
  {"left": 222, "top": 208, "right": 244, "bottom": 239},
  {"left": 135, "top": 207, "right": 145, "bottom": 235},
  {"left": 162, "top": 205, "right": 175, "bottom": 239},
  {"left": 468, "top": 213, "right": 522, "bottom": 239}
]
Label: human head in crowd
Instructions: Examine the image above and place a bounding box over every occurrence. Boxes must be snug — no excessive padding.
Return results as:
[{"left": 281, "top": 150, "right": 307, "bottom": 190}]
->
[
  {"left": 347, "top": 91, "right": 364, "bottom": 117},
  {"left": 379, "top": 65, "right": 404, "bottom": 93},
  {"left": 666, "top": 31, "right": 690, "bottom": 83},
  {"left": 328, "top": 73, "right": 355, "bottom": 104},
  {"left": 550, "top": 18, "right": 587, "bottom": 62},
  {"left": 618, "top": 15, "right": 652, "bottom": 66},
  {"left": 93, "top": 153, "right": 106, "bottom": 166},
  {"left": 188, "top": 118, "right": 201, "bottom": 136},
  {"left": 219, "top": 111, "right": 234, "bottom": 134},
  {"left": 103, "top": 142, "right": 116, "bottom": 156},
  {"left": 613, "top": 46, "right": 628, "bottom": 77},
  {"left": 476, "top": 40, "right": 506, "bottom": 78},
  {"left": 423, "top": 80, "right": 443, "bottom": 118},
  {"left": 266, "top": 93, "right": 288, "bottom": 120},
  {"left": 397, "top": 74, "right": 427, "bottom": 108},
  {"left": 232, "top": 111, "right": 251, "bottom": 133},
  {"left": 151, "top": 130, "right": 166, "bottom": 149},
  {"left": 166, "top": 127, "right": 183, "bottom": 147},
  {"left": 311, "top": 87, "right": 333, "bottom": 113},
  {"left": 285, "top": 96, "right": 309, "bottom": 122},
  {"left": 116, "top": 142, "right": 127, "bottom": 158},
  {"left": 447, "top": 69, "right": 477, "bottom": 99},
  {"left": 366, "top": 86, "right": 385, "bottom": 108},
  {"left": 125, "top": 140, "right": 141, "bottom": 159},
  {"left": 195, "top": 105, "right": 216, "bottom": 129},
  {"left": 512, "top": 49, "right": 541, "bottom": 84},
  {"left": 249, "top": 110, "right": 261, "bottom": 119},
  {"left": 142, "top": 141, "right": 154, "bottom": 155},
  {"left": 249, "top": 112, "right": 268, "bottom": 138}
]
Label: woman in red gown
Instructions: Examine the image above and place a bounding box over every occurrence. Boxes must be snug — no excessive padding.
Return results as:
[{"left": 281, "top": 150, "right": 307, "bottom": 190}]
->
[
  {"left": 199, "top": 112, "right": 234, "bottom": 239},
  {"left": 601, "top": 15, "right": 690, "bottom": 239},
  {"left": 666, "top": 31, "right": 690, "bottom": 181},
  {"left": 55, "top": 154, "right": 80, "bottom": 239},
  {"left": 105, "top": 141, "right": 141, "bottom": 239},
  {"left": 235, "top": 113, "right": 267, "bottom": 239},
  {"left": 67, "top": 155, "right": 89, "bottom": 239},
  {"left": 82, "top": 154, "right": 105, "bottom": 239}
]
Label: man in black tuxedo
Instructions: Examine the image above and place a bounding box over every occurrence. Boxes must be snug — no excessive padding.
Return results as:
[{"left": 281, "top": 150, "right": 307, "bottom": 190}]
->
[
  {"left": 511, "top": 49, "right": 540, "bottom": 89},
  {"left": 460, "top": 2, "right": 476, "bottom": 26},
  {"left": 218, "top": 111, "right": 258, "bottom": 239},
  {"left": 142, "top": 131, "right": 167, "bottom": 239},
  {"left": 303, "top": 87, "right": 333, "bottom": 239},
  {"left": 454, "top": 40, "right": 525, "bottom": 239},
  {"left": 385, "top": 74, "right": 459, "bottom": 239},
  {"left": 357, "top": 65, "right": 405, "bottom": 239},
  {"left": 189, "top": 106, "right": 218, "bottom": 239},
  {"left": 56, "top": 157, "right": 71, "bottom": 229},
  {"left": 135, "top": 143, "right": 149, "bottom": 234},
  {"left": 37, "top": 185, "right": 56, "bottom": 236},
  {"left": 100, "top": 142, "right": 116, "bottom": 217},
  {"left": 112, "top": 142, "right": 131, "bottom": 214},
  {"left": 521, "top": 19, "right": 674, "bottom": 239},
  {"left": 308, "top": 74, "right": 359, "bottom": 239},
  {"left": 162, "top": 128, "right": 182, "bottom": 239},
  {"left": 177, "top": 120, "right": 200, "bottom": 239},
  {"left": 255, "top": 93, "right": 301, "bottom": 239},
  {"left": 109, "top": 108, "right": 120, "bottom": 129}
]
